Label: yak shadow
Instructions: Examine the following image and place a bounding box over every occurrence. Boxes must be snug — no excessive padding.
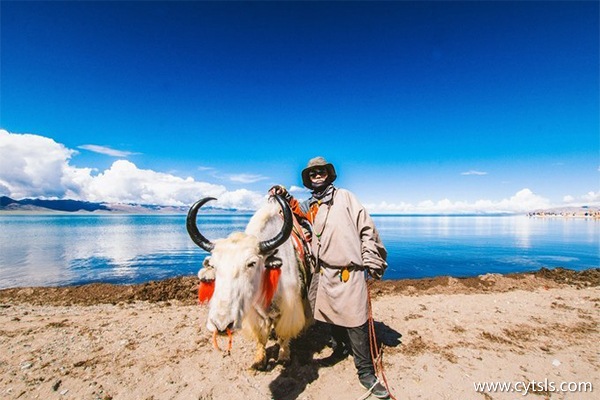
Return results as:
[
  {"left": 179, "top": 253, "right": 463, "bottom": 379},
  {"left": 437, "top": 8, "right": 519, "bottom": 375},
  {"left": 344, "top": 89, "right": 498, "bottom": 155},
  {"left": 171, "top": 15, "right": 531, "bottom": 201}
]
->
[{"left": 267, "top": 321, "right": 402, "bottom": 400}]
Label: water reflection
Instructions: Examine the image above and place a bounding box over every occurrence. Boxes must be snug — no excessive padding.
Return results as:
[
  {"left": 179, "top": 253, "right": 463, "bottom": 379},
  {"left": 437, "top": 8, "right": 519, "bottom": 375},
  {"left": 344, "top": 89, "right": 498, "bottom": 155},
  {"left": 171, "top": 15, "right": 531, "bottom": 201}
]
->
[
  {"left": 373, "top": 215, "right": 598, "bottom": 279},
  {"left": 511, "top": 215, "right": 532, "bottom": 249},
  {"left": 0, "top": 215, "right": 250, "bottom": 288},
  {"left": 0, "top": 214, "right": 597, "bottom": 288}
]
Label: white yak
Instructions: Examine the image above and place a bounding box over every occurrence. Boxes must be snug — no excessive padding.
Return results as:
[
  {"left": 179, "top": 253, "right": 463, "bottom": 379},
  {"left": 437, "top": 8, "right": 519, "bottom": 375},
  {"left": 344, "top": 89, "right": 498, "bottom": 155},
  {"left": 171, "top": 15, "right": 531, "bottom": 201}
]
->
[{"left": 186, "top": 195, "right": 312, "bottom": 370}]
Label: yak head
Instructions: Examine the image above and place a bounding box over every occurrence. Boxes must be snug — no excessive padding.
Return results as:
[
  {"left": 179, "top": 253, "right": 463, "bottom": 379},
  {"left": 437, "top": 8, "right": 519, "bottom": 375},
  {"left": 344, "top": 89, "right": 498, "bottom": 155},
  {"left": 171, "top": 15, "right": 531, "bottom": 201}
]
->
[{"left": 186, "top": 195, "right": 293, "bottom": 335}]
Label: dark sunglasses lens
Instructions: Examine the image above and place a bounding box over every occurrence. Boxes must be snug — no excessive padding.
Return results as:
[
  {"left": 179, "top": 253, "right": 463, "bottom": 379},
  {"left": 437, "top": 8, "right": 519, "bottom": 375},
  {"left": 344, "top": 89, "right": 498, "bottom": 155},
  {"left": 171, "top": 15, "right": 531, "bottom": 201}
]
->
[{"left": 309, "top": 168, "right": 326, "bottom": 177}]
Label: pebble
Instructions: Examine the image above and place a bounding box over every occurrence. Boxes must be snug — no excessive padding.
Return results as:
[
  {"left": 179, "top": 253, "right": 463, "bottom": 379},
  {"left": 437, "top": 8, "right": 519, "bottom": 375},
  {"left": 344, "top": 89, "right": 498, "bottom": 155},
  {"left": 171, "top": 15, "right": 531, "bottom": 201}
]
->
[
  {"left": 20, "top": 362, "right": 33, "bottom": 370},
  {"left": 552, "top": 359, "right": 561, "bottom": 367}
]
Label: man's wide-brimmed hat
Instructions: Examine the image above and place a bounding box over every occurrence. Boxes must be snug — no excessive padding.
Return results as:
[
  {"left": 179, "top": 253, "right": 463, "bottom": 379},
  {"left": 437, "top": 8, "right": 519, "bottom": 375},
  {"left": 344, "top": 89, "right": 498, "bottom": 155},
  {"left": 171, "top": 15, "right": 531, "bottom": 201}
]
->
[{"left": 301, "top": 156, "right": 337, "bottom": 189}]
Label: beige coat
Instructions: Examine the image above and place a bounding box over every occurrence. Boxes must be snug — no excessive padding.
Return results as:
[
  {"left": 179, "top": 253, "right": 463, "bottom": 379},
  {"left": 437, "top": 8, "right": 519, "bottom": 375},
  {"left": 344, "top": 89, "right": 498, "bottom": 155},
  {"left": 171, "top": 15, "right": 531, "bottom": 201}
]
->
[{"left": 307, "top": 188, "right": 387, "bottom": 327}]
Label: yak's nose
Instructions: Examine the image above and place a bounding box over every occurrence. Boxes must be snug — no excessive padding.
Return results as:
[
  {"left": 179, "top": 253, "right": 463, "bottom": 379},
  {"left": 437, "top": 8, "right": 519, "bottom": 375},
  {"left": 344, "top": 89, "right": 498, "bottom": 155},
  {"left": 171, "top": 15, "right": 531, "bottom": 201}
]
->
[{"left": 211, "top": 320, "right": 234, "bottom": 334}]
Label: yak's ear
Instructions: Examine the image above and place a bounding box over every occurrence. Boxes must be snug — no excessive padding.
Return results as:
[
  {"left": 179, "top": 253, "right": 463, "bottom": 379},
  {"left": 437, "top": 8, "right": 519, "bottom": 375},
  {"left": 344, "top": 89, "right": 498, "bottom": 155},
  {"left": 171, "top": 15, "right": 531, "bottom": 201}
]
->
[
  {"left": 202, "top": 256, "right": 212, "bottom": 268},
  {"left": 265, "top": 253, "right": 282, "bottom": 269}
]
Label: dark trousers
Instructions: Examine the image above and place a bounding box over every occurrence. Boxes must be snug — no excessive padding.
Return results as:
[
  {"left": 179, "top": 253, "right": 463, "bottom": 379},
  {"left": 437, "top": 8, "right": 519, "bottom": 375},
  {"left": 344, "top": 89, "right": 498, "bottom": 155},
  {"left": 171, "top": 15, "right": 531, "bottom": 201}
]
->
[{"left": 331, "top": 322, "right": 374, "bottom": 378}]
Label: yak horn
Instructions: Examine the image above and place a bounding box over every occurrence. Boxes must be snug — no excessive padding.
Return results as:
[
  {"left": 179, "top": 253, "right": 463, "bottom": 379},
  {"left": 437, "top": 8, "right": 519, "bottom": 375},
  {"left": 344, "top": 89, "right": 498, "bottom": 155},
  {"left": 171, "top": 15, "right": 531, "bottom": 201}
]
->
[
  {"left": 259, "top": 194, "right": 293, "bottom": 254},
  {"left": 186, "top": 197, "right": 216, "bottom": 253}
]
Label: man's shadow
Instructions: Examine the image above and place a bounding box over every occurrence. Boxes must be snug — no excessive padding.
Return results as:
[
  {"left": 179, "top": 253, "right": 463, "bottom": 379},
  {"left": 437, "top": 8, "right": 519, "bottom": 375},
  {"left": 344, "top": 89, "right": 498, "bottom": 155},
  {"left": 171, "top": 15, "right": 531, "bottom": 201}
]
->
[{"left": 267, "top": 321, "right": 402, "bottom": 400}]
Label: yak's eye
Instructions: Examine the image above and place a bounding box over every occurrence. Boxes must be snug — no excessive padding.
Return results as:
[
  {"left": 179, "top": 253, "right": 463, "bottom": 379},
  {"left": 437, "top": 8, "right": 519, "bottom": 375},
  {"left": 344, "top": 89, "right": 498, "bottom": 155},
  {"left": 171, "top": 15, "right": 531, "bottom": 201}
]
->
[{"left": 246, "top": 260, "right": 257, "bottom": 268}]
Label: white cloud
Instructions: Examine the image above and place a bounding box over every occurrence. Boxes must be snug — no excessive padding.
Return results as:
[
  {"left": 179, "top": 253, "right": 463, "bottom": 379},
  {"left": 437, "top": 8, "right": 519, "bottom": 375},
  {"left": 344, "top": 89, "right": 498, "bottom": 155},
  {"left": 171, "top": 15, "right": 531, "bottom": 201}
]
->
[
  {"left": 461, "top": 170, "right": 488, "bottom": 176},
  {"left": 289, "top": 185, "right": 309, "bottom": 194},
  {"left": 0, "top": 129, "right": 78, "bottom": 198},
  {"left": 563, "top": 191, "right": 600, "bottom": 206},
  {"left": 582, "top": 191, "right": 600, "bottom": 202},
  {"left": 201, "top": 168, "right": 268, "bottom": 184},
  {"left": 78, "top": 144, "right": 137, "bottom": 157},
  {"left": 81, "top": 160, "right": 227, "bottom": 206},
  {"left": 228, "top": 173, "right": 268, "bottom": 184},
  {"left": 0, "top": 130, "right": 263, "bottom": 209},
  {"left": 365, "top": 188, "right": 552, "bottom": 214},
  {"left": 218, "top": 189, "right": 265, "bottom": 210}
]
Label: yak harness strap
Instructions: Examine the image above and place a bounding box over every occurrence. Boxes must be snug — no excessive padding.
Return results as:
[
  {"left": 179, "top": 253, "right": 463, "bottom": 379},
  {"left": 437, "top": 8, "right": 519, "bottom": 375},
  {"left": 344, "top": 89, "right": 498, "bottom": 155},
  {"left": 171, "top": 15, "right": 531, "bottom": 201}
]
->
[
  {"left": 262, "top": 211, "right": 312, "bottom": 309},
  {"left": 290, "top": 214, "right": 313, "bottom": 297},
  {"left": 290, "top": 225, "right": 306, "bottom": 264}
]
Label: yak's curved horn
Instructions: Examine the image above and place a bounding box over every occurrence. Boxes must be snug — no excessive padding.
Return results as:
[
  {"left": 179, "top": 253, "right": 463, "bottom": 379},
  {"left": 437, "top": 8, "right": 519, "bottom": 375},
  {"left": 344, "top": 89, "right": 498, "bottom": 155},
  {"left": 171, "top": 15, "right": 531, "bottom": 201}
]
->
[
  {"left": 186, "top": 197, "right": 216, "bottom": 253},
  {"left": 259, "top": 194, "right": 294, "bottom": 254}
]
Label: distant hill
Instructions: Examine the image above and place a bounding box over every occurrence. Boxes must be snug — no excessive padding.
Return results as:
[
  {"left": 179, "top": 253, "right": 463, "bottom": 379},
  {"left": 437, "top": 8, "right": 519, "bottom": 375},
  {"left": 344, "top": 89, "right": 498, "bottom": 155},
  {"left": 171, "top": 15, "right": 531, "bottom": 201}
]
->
[
  {"left": 3, "top": 195, "right": 596, "bottom": 216},
  {"left": 0, "top": 196, "right": 110, "bottom": 212},
  {"left": 0, "top": 196, "right": 17, "bottom": 207},
  {"left": 0, "top": 196, "right": 244, "bottom": 214}
]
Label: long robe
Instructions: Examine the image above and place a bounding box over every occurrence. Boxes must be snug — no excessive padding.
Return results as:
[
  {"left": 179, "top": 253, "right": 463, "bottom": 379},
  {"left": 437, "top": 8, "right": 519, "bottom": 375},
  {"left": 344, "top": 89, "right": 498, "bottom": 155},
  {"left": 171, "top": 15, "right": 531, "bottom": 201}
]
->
[{"left": 305, "top": 188, "right": 387, "bottom": 327}]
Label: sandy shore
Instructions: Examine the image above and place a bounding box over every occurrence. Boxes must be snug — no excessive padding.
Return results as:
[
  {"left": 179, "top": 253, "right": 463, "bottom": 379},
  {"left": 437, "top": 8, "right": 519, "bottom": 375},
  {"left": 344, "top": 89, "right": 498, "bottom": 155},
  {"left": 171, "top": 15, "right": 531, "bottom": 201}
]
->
[{"left": 0, "top": 268, "right": 598, "bottom": 400}]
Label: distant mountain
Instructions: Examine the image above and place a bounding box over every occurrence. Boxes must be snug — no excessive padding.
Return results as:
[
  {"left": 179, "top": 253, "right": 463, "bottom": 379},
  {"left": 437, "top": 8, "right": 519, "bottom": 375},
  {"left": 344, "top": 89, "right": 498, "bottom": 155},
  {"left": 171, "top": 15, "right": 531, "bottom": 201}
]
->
[
  {"left": 0, "top": 196, "right": 110, "bottom": 212},
  {"left": 0, "top": 196, "right": 246, "bottom": 214},
  {"left": 0, "top": 196, "right": 17, "bottom": 207}
]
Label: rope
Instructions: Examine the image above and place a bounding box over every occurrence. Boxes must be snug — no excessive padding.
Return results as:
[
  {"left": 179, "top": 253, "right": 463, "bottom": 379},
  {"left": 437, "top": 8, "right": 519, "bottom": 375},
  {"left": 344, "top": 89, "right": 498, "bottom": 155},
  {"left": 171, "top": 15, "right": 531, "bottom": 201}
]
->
[
  {"left": 366, "top": 278, "right": 397, "bottom": 400},
  {"left": 356, "top": 381, "right": 379, "bottom": 400}
]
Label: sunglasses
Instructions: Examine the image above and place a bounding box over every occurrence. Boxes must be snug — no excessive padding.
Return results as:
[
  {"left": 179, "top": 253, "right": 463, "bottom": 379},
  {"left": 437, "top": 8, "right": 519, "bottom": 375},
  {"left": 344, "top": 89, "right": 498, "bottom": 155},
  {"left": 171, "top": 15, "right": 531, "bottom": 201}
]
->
[{"left": 308, "top": 168, "right": 328, "bottom": 178}]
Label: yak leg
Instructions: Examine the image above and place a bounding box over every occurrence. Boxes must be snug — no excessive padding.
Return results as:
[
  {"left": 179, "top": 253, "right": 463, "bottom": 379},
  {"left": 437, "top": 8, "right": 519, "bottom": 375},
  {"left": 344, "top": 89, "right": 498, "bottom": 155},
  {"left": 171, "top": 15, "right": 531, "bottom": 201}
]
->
[
  {"left": 250, "top": 326, "right": 269, "bottom": 370},
  {"left": 251, "top": 344, "right": 267, "bottom": 370},
  {"left": 277, "top": 337, "right": 291, "bottom": 365}
]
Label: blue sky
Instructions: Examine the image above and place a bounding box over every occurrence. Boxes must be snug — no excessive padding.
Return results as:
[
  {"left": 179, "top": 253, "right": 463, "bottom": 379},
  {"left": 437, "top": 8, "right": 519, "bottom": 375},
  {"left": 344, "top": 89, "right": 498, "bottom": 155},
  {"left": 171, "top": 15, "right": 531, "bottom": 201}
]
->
[{"left": 1, "top": 1, "right": 598, "bottom": 213}]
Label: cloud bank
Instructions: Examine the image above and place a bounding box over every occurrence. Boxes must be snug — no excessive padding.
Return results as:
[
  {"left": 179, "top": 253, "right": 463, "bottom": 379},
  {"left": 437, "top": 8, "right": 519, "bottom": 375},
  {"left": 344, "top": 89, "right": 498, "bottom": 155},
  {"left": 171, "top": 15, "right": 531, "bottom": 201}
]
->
[
  {"left": 563, "top": 191, "right": 600, "bottom": 205},
  {"left": 364, "top": 189, "right": 552, "bottom": 214},
  {"left": 1, "top": 130, "right": 596, "bottom": 214},
  {"left": 0, "top": 130, "right": 262, "bottom": 210}
]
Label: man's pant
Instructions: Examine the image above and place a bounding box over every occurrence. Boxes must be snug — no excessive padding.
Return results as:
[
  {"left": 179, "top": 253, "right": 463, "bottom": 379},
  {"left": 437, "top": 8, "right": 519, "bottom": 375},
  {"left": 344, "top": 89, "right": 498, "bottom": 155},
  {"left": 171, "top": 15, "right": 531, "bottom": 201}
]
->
[{"left": 331, "top": 322, "right": 374, "bottom": 378}]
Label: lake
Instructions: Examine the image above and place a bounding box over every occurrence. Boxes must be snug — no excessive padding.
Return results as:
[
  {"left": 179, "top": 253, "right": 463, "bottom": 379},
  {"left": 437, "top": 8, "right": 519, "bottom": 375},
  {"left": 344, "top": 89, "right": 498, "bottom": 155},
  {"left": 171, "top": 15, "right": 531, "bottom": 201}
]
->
[{"left": 0, "top": 214, "right": 597, "bottom": 289}]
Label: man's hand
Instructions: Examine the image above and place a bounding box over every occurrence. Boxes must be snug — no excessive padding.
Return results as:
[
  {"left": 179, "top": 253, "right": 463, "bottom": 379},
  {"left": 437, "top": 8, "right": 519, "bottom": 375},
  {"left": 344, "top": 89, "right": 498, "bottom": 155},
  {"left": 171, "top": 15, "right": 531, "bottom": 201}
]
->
[
  {"left": 268, "top": 185, "right": 292, "bottom": 201},
  {"left": 298, "top": 218, "right": 313, "bottom": 242},
  {"left": 368, "top": 268, "right": 383, "bottom": 280}
]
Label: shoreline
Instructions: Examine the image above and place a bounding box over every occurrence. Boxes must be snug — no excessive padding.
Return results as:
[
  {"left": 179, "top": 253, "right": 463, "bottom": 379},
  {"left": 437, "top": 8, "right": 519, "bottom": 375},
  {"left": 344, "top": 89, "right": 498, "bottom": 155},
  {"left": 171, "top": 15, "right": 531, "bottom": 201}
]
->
[{"left": 1, "top": 267, "right": 598, "bottom": 306}]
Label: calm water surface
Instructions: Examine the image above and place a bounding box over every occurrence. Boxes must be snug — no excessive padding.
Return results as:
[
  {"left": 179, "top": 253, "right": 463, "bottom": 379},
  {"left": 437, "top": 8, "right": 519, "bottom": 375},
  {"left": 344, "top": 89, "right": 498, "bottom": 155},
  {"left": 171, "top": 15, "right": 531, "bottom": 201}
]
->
[{"left": 0, "top": 214, "right": 597, "bottom": 289}]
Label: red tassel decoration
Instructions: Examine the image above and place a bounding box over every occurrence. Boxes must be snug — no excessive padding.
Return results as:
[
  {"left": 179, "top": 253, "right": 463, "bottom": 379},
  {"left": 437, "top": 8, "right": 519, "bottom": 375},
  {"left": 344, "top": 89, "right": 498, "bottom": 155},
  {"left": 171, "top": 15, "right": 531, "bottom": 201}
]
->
[
  {"left": 262, "top": 268, "right": 281, "bottom": 308},
  {"left": 198, "top": 280, "right": 215, "bottom": 304}
]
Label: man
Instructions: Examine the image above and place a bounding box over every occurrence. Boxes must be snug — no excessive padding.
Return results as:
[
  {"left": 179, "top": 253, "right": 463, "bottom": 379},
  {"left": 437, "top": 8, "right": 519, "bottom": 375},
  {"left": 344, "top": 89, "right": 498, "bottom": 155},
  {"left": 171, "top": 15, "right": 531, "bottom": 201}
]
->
[{"left": 270, "top": 156, "right": 389, "bottom": 399}]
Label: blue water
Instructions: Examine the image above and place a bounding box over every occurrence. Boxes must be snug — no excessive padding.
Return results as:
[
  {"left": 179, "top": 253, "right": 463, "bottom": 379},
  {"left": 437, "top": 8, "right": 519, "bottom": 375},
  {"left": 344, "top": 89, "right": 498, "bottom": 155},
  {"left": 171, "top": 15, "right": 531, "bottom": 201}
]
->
[{"left": 0, "top": 214, "right": 597, "bottom": 289}]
